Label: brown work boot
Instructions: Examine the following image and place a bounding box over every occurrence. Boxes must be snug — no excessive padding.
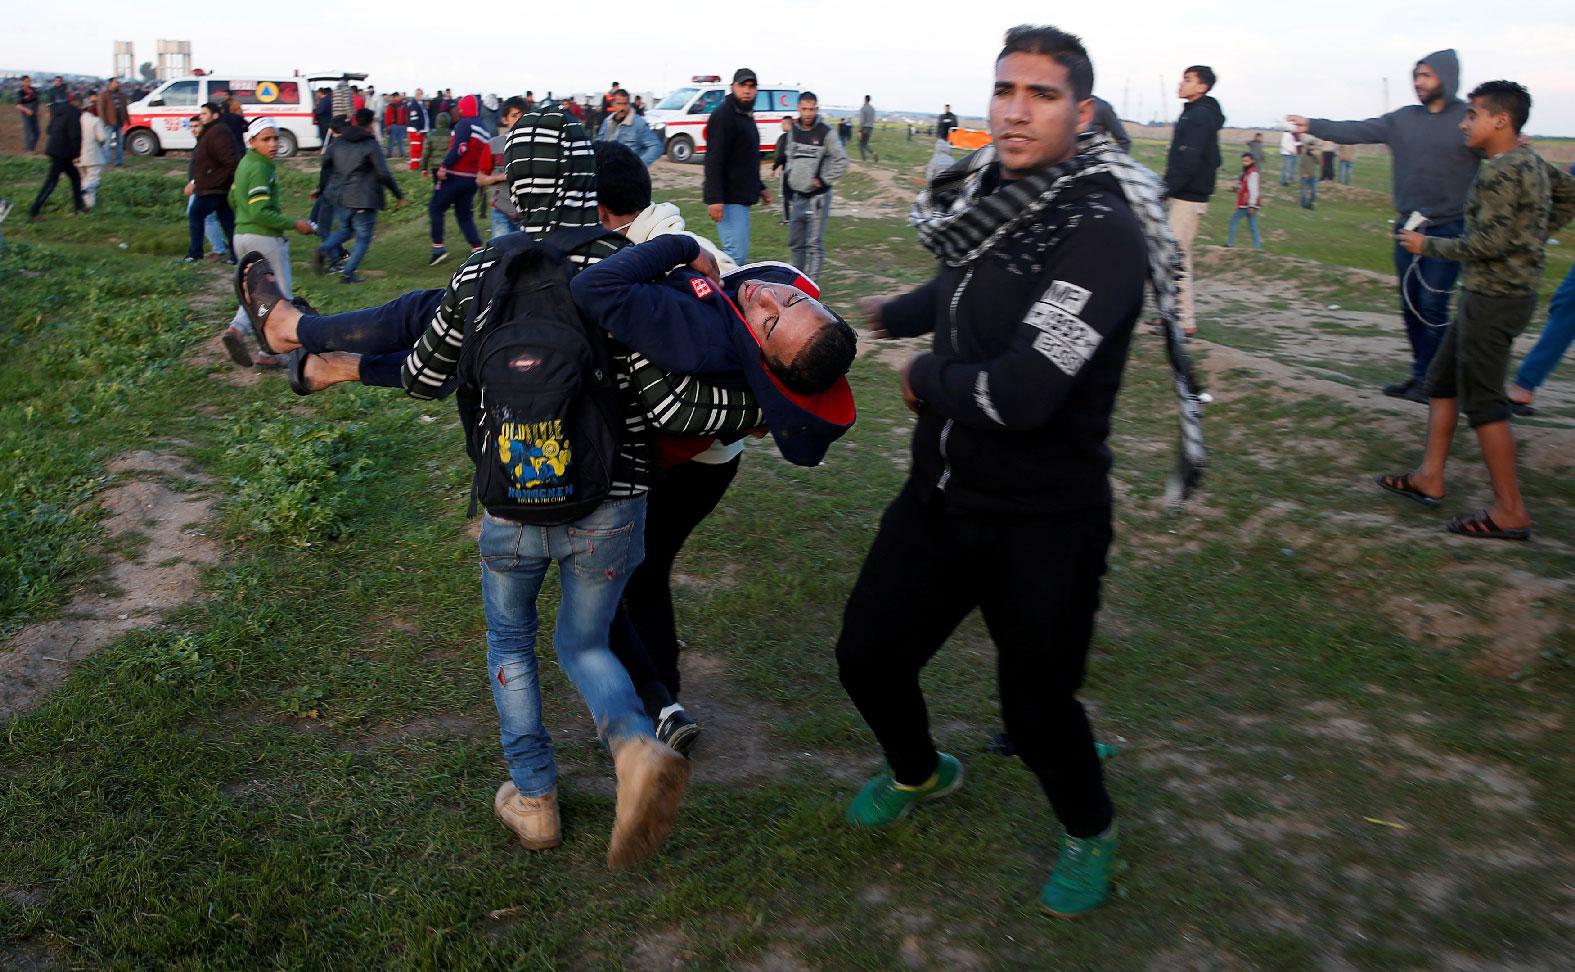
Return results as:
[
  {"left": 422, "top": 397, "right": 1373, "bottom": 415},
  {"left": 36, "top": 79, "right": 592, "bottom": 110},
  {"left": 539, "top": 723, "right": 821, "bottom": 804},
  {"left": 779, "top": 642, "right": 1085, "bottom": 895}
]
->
[
  {"left": 606, "top": 736, "right": 691, "bottom": 869},
  {"left": 493, "top": 781, "right": 562, "bottom": 850}
]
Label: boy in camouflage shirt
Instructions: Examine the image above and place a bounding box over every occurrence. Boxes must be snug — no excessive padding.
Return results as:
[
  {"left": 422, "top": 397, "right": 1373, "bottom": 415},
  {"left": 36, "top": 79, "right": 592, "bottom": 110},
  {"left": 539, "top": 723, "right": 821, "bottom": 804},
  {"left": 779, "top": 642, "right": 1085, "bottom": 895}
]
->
[{"left": 1379, "top": 81, "right": 1575, "bottom": 540}]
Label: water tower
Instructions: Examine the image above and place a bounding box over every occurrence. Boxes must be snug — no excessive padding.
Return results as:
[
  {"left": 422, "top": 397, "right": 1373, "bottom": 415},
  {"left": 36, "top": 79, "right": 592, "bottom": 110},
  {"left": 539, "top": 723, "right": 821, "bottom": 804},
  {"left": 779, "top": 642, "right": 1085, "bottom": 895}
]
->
[
  {"left": 155, "top": 40, "right": 191, "bottom": 81},
  {"left": 113, "top": 41, "right": 134, "bottom": 80}
]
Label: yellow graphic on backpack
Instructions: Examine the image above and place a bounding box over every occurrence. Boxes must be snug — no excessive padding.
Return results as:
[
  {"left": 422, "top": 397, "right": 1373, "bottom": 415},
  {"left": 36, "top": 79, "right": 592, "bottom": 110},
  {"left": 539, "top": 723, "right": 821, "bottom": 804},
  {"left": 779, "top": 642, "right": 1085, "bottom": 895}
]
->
[{"left": 497, "top": 419, "right": 574, "bottom": 501}]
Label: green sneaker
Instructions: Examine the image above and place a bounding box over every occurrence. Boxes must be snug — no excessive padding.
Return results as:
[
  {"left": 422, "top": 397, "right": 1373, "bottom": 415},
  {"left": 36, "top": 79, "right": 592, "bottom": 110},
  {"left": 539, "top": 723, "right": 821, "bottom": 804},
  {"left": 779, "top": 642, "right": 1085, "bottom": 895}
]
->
[
  {"left": 1095, "top": 741, "right": 1119, "bottom": 761},
  {"left": 1040, "top": 823, "right": 1118, "bottom": 918},
  {"left": 846, "top": 753, "right": 964, "bottom": 828}
]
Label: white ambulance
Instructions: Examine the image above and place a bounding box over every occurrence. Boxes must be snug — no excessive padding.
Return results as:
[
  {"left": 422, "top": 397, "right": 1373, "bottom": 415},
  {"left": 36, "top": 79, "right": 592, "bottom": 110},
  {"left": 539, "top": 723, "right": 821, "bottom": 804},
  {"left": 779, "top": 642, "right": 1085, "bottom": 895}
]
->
[
  {"left": 646, "top": 76, "right": 800, "bottom": 163},
  {"left": 124, "top": 72, "right": 365, "bottom": 158}
]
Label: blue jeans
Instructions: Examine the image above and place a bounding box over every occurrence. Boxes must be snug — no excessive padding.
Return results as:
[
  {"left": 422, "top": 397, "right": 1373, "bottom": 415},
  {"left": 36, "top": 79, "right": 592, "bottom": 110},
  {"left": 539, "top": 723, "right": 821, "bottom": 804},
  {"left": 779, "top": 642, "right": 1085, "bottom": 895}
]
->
[
  {"left": 110, "top": 125, "right": 125, "bottom": 166},
  {"left": 718, "top": 203, "right": 751, "bottom": 265},
  {"left": 428, "top": 176, "right": 481, "bottom": 247},
  {"left": 1299, "top": 177, "right": 1317, "bottom": 208},
  {"left": 787, "top": 191, "right": 831, "bottom": 280},
  {"left": 489, "top": 209, "right": 524, "bottom": 238},
  {"left": 321, "top": 207, "right": 377, "bottom": 276},
  {"left": 1280, "top": 154, "right": 1295, "bottom": 185},
  {"left": 1513, "top": 262, "right": 1575, "bottom": 391},
  {"left": 186, "top": 194, "right": 235, "bottom": 260},
  {"left": 1338, "top": 160, "right": 1353, "bottom": 185},
  {"left": 1394, "top": 217, "right": 1464, "bottom": 383},
  {"left": 385, "top": 125, "right": 407, "bottom": 157},
  {"left": 480, "top": 498, "right": 653, "bottom": 797},
  {"left": 295, "top": 287, "right": 444, "bottom": 388},
  {"left": 1226, "top": 207, "right": 1261, "bottom": 249}
]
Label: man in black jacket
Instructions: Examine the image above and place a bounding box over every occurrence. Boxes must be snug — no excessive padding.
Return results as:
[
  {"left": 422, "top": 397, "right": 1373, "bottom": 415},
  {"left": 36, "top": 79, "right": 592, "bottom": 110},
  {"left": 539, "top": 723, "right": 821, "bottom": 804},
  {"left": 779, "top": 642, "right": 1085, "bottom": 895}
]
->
[
  {"left": 1162, "top": 65, "right": 1224, "bottom": 335},
  {"left": 314, "top": 108, "right": 405, "bottom": 283},
  {"left": 838, "top": 24, "right": 1159, "bottom": 919},
  {"left": 703, "top": 68, "right": 771, "bottom": 264},
  {"left": 27, "top": 93, "right": 85, "bottom": 220}
]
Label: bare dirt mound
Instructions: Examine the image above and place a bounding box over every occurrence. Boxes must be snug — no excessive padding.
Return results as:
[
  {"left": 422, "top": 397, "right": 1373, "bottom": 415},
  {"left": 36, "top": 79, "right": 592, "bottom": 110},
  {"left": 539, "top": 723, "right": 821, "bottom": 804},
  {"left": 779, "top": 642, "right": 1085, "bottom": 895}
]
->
[{"left": 0, "top": 451, "right": 220, "bottom": 722}]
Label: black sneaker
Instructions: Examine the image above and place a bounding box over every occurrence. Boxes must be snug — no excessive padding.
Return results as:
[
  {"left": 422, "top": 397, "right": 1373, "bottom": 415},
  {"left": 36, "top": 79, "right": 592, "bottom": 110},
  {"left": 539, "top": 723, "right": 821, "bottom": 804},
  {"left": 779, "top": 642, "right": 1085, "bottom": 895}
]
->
[
  {"left": 1381, "top": 378, "right": 1415, "bottom": 399},
  {"left": 427, "top": 247, "right": 449, "bottom": 267},
  {"left": 341, "top": 273, "right": 367, "bottom": 284},
  {"left": 655, "top": 706, "right": 701, "bottom": 757}
]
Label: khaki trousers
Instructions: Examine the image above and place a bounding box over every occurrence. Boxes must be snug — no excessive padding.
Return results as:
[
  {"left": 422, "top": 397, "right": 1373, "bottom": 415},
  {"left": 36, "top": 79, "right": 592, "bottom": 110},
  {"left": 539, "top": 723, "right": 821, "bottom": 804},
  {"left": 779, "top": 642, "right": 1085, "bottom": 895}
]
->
[{"left": 1167, "top": 198, "right": 1208, "bottom": 332}]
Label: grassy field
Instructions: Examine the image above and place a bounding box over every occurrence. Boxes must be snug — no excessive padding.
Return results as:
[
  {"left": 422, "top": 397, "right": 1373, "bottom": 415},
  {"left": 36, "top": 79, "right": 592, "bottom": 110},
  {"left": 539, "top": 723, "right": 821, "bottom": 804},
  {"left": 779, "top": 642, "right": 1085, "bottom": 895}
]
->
[{"left": 1, "top": 123, "right": 1572, "bottom": 971}]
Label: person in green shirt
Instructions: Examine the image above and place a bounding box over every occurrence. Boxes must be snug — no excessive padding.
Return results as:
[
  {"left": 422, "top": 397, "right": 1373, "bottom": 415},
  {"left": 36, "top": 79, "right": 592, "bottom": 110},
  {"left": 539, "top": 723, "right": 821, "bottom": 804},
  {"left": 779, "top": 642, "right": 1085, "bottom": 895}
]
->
[
  {"left": 224, "top": 117, "right": 314, "bottom": 368},
  {"left": 1379, "top": 80, "right": 1575, "bottom": 541}
]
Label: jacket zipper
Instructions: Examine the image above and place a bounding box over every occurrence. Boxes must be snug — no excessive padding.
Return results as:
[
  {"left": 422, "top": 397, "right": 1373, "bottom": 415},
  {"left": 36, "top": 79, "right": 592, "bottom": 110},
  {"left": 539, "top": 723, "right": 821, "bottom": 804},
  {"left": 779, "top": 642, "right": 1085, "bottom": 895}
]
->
[{"left": 937, "top": 267, "right": 973, "bottom": 493}]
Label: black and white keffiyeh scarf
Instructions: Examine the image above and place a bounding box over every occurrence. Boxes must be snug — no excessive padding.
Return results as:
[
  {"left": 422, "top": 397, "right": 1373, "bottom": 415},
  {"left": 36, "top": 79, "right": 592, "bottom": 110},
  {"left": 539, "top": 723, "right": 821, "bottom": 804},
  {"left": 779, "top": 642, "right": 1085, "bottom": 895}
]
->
[{"left": 911, "top": 132, "right": 1205, "bottom": 508}]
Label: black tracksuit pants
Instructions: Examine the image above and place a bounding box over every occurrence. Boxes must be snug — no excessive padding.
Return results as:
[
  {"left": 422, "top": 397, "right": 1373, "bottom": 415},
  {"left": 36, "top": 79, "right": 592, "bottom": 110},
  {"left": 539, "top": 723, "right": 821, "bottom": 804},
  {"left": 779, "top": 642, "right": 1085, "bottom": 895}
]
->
[
  {"left": 29, "top": 157, "right": 84, "bottom": 218},
  {"left": 835, "top": 480, "right": 1115, "bottom": 838},
  {"left": 610, "top": 454, "right": 742, "bottom": 717}
]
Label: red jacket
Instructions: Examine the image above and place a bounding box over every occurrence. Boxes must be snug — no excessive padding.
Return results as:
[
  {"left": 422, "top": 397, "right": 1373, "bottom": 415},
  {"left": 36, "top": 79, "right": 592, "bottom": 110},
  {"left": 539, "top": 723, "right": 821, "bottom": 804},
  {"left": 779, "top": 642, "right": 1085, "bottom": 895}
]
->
[
  {"left": 1235, "top": 165, "right": 1261, "bottom": 208},
  {"left": 384, "top": 103, "right": 409, "bottom": 128},
  {"left": 440, "top": 94, "right": 493, "bottom": 177}
]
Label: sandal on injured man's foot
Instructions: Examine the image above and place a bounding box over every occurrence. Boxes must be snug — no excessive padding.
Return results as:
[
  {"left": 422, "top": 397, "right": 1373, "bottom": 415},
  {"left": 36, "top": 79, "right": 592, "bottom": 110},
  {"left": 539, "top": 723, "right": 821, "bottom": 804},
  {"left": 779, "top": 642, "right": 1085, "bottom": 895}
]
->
[
  {"left": 285, "top": 348, "right": 315, "bottom": 397},
  {"left": 1446, "top": 509, "right": 1530, "bottom": 542},
  {"left": 234, "top": 252, "right": 288, "bottom": 354}
]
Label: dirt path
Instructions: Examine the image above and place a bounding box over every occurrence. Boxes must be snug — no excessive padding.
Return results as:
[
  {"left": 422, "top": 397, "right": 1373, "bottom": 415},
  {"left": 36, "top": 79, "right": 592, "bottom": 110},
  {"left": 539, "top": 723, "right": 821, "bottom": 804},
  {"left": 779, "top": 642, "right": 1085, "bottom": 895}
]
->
[{"left": 0, "top": 450, "right": 219, "bottom": 721}]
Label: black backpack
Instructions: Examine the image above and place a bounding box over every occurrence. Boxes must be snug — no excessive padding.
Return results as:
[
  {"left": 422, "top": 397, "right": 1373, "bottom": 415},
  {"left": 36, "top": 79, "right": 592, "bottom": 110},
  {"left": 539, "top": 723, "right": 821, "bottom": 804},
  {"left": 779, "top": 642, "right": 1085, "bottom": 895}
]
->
[{"left": 456, "top": 226, "right": 627, "bottom": 525}]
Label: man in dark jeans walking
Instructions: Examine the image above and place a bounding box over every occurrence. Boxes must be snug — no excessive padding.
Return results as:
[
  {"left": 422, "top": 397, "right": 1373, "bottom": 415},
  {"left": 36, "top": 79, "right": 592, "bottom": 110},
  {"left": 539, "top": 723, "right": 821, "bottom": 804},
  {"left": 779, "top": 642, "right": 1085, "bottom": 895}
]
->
[
  {"left": 315, "top": 108, "right": 405, "bottom": 283},
  {"left": 1288, "top": 49, "right": 1479, "bottom": 404},
  {"left": 837, "top": 24, "right": 1182, "bottom": 919},
  {"left": 185, "top": 104, "right": 240, "bottom": 260},
  {"left": 27, "top": 93, "right": 85, "bottom": 220}
]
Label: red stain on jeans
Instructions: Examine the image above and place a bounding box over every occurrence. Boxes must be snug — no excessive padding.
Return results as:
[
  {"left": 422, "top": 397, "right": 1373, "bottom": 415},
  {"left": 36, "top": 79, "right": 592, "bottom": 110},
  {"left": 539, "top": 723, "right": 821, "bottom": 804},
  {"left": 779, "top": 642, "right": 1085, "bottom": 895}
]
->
[{"left": 496, "top": 666, "right": 507, "bottom": 686}]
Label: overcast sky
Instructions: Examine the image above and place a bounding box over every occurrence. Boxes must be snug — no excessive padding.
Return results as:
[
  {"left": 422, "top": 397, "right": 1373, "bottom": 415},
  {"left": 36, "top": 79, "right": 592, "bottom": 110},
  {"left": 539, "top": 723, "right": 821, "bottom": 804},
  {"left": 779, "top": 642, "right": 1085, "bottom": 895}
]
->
[{"left": 7, "top": 0, "right": 1574, "bottom": 134}]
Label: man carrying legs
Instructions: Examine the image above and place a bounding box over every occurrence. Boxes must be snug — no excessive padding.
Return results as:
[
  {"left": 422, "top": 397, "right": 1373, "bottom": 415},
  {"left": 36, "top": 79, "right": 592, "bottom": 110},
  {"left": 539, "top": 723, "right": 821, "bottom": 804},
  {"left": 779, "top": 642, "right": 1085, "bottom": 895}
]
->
[{"left": 838, "top": 24, "right": 1195, "bottom": 918}]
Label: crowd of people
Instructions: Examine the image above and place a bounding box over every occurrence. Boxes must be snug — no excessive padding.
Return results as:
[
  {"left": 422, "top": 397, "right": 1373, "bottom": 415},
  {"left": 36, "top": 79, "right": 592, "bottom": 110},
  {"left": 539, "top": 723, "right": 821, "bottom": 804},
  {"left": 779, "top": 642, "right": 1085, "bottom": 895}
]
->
[{"left": 4, "top": 27, "right": 1574, "bottom": 920}]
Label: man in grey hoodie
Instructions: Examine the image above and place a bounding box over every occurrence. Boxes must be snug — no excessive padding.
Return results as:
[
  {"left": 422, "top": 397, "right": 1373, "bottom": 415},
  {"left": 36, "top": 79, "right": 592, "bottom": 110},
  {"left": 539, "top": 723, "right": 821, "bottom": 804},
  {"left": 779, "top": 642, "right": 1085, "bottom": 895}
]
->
[{"left": 1288, "top": 50, "right": 1478, "bottom": 404}]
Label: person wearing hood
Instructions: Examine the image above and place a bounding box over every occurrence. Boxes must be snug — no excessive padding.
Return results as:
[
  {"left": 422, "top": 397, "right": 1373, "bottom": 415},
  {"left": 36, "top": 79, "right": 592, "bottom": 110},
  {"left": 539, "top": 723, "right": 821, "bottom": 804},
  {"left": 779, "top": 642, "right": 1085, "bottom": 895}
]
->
[
  {"left": 226, "top": 103, "right": 850, "bottom": 869},
  {"left": 596, "top": 88, "right": 663, "bottom": 167},
  {"left": 313, "top": 108, "right": 405, "bottom": 284},
  {"left": 427, "top": 93, "right": 491, "bottom": 265},
  {"left": 1288, "top": 49, "right": 1479, "bottom": 404},
  {"left": 1161, "top": 64, "right": 1225, "bottom": 337}
]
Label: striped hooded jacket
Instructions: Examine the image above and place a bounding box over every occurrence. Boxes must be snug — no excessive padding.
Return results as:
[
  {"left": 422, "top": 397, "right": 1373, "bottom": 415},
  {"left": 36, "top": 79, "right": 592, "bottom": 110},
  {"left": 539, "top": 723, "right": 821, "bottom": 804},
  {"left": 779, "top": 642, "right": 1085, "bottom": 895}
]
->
[{"left": 399, "top": 102, "right": 765, "bottom": 494}]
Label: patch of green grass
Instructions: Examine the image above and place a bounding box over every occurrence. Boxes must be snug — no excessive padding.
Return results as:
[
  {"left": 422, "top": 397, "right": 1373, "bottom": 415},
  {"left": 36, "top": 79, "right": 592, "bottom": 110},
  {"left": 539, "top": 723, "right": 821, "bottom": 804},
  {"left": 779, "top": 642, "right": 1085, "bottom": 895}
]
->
[{"left": 2, "top": 131, "right": 1572, "bottom": 971}]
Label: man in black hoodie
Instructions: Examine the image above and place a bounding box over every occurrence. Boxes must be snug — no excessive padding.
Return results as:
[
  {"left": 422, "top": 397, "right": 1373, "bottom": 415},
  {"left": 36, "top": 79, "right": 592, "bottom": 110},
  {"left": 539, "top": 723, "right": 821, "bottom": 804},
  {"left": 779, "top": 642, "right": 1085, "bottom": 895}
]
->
[
  {"left": 703, "top": 68, "right": 772, "bottom": 264},
  {"left": 1288, "top": 50, "right": 1478, "bottom": 403},
  {"left": 27, "top": 92, "right": 85, "bottom": 220},
  {"left": 1162, "top": 65, "right": 1224, "bottom": 336},
  {"left": 313, "top": 108, "right": 405, "bottom": 283}
]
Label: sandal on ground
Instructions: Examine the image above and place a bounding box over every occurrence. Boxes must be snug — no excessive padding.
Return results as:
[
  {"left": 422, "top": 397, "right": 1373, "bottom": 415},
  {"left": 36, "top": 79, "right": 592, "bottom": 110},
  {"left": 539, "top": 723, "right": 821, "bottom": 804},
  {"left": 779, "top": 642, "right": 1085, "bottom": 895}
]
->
[
  {"left": 285, "top": 348, "right": 315, "bottom": 396},
  {"left": 1446, "top": 509, "right": 1530, "bottom": 542},
  {"left": 1375, "top": 473, "right": 1442, "bottom": 507},
  {"left": 234, "top": 252, "right": 287, "bottom": 354}
]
